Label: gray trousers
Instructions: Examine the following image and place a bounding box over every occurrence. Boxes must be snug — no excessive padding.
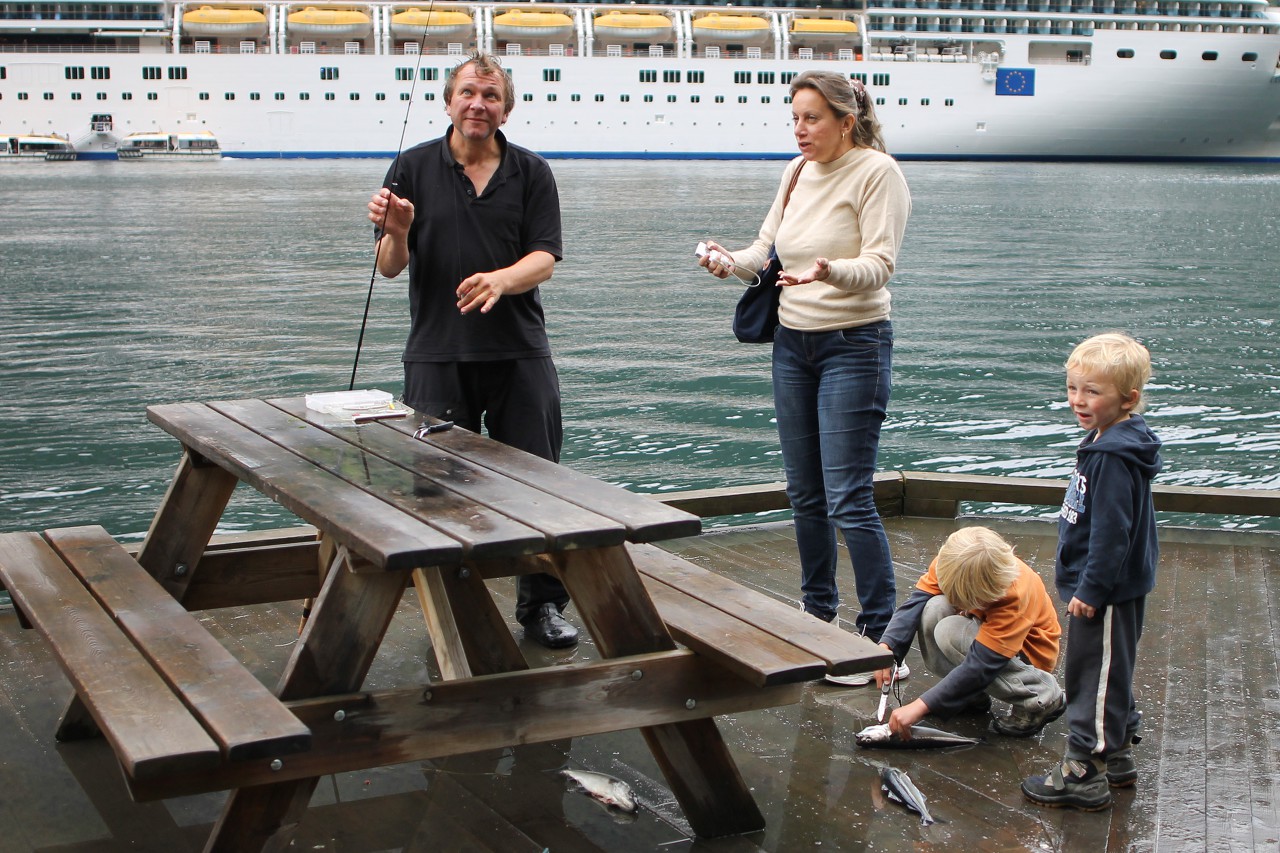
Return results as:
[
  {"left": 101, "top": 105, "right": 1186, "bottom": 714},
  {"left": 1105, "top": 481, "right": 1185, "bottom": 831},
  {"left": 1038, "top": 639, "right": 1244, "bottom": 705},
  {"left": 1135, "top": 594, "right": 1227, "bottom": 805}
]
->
[{"left": 919, "top": 595, "right": 1062, "bottom": 713}]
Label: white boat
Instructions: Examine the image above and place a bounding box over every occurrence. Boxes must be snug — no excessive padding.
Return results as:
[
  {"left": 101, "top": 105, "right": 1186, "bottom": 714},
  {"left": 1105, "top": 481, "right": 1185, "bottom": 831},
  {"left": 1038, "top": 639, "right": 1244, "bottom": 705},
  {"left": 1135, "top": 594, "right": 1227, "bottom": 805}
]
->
[
  {"left": 116, "top": 131, "right": 222, "bottom": 160},
  {"left": 1, "top": 1, "right": 1278, "bottom": 162},
  {"left": 0, "top": 133, "right": 77, "bottom": 161}
]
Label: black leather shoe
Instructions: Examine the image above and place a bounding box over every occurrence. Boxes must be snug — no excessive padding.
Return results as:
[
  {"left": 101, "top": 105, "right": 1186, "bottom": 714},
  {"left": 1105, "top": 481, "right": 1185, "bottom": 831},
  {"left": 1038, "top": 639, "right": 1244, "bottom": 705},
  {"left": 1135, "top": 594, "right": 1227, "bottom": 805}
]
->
[{"left": 522, "top": 603, "right": 579, "bottom": 649}]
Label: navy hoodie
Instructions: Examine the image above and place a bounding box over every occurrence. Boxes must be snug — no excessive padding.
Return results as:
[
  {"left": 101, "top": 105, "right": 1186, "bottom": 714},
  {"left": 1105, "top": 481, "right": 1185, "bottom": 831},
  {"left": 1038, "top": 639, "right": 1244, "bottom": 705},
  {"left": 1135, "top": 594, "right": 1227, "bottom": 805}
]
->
[{"left": 1056, "top": 413, "right": 1163, "bottom": 607}]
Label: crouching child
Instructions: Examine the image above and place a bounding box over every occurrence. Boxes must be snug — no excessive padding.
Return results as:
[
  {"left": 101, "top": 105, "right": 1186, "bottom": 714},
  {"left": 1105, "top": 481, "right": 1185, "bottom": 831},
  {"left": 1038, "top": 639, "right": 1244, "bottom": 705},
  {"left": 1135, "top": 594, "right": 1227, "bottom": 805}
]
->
[{"left": 873, "top": 526, "right": 1064, "bottom": 741}]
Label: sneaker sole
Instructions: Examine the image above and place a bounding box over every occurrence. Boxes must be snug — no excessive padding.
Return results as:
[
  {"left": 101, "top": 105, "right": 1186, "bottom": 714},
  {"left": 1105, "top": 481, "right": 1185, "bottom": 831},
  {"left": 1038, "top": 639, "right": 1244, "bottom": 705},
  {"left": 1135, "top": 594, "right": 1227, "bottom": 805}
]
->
[
  {"left": 1107, "top": 775, "right": 1138, "bottom": 789},
  {"left": 1021, "top": 791, "right": 1113, "bottom": 812}
]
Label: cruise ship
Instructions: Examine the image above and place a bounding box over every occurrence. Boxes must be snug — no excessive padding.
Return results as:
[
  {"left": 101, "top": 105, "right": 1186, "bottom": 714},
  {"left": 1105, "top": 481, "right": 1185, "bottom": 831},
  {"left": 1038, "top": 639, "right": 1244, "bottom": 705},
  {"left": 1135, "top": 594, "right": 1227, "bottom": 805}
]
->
[{"left": 1, "top": 0, "right": 1278, "bottom": 160}]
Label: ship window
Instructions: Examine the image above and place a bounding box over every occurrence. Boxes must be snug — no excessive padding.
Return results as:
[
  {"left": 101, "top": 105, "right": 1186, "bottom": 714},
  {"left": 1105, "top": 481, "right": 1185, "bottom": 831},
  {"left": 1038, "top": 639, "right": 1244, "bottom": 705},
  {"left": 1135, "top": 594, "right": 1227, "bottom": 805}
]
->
[
  {"left": 873, "top": 73, "right": 891, "bottom": 86},
  {"left": 299, "top": 92, "right": 310, "bottom": 101},
  {"left": 147, "top": 92, "right": 158, "bottom": 100},
  {"left": 595, "top": 94, "right": 605, "bottom": 102},
  {"left": 199, "top": 92, "right": 209, "bottom": 100},
  {"left": 168, "top": 67, "right": 187, "bottom": 80},
  {"left": 738, "top": 95, "right": 748, "bottom": 103},
  {"left": 320, "top": 67, "right": 339, "bottom": 81},
  {"left": 404, "top": 93, "right": 414, "bottom": 101},
  {"left": 349, "top": 93, "right": 359, "bottom": 101},
  {"left": 276, "top": 93, "right": 286, "bottom": 101},
  {"left": 1202, "top": 51, "right": 1218, "bottom": 60},
  {"left": 639, "top": 70, "right": 657, "bottom": 83},
  {"left": 97, "top": 92, "right": 107, "bottom": 100},
  {"left": 376, "top": 93, "right": 385, "bottom": 101},
  {"left": 899, "top": 97, "right": 908, "bottom": 105},
  {"left": 1160, "top": 50, "right": 1176, "bottom": 59},
  {"left": 547, "top": 94, "right": 557, "bottom": 102},
  {"left": 691, "top": 95, "right": 700, "bottom": 103},
  {"left": 945, "top": 98, "right": 955, "bottom": 106},
  {"left": 1117, "top": 49, "right": 1135, "bottom": 58},
  {"left": 782, "top": 72, "right": 797, "bottom": 84},
  {"left": 421, "top": 68, "right": 438, "bottom": 81},
  {"left": 396, "top": 68, "right": 413, "bottom": 81},
  {"left": 734, "top": 71, "right": 751, "bottom": 84},
  {"left": 522, "top": 93, "right": 532, "bottom": 102},
  {"left": 921, "top": 98, "right": 930, "bottom": 106},
  {"left": 71, "top": 92, "right": 82, "bottom": 100},
  {"left": 644, "top": 94, "right": 654, "bottom": 103},
  {"left": 757, "top": 72, "right": 775, "bottom": 84},
  {"left": 0, "top": 69, "right": 5, "bottom": 81},
  {"left": 423, "top": 93, "right": 434, "bottom": 100},
  {"left": 850, "top": 73, "right": 868, "bottom": 84},
  {"left": 65, "top": 66, "right": 85, "bottom": 80},
  {"left": 143, "top": 66, "right": 161, "bottom": 80},
  {"left": 784, "top": 95, "right": 792, "bottom": 104},
  {"left": 688, "top": 71, "right": 705, "bottom": 83},
  {"left": 324, "top": 93, "right": 335, "bottom": 101},
  {"left": 122, "top": 92, "right": 132, "bottom": 100},
  {"left": 17, "top": 92, "right": 28, "bottom": 100},
  {"left": 224, "top": 92, "right": 235, "bottom": 100},
  {"left": 663, "top": 70, "right": 681, "bottom": 83},
  {"left": 544, "top": 69, "right": 561, "bottom": 82},
  {"left": 571, "top": 94, "right": 581, "bottom": 102},
  {"left": 875, "top": 97, "right": 886, "bottom": 106},
  {"left": 715, "top": 95, "right": 725, "bottom": 103},
  {"left": 250, "top": 92, "right": 261, "bottom": 101},
  {"left": 1242, "top": 52, "right": 1258, "bottom": 61},
  {"left": 91, "top": 66, "right": 109, "bottom": 80},
  {"left": 621, "top": 94, "right": 630, "bottom": 102},
  {"left": 667, "top": 94, "right": 677, "bottom": 102}
]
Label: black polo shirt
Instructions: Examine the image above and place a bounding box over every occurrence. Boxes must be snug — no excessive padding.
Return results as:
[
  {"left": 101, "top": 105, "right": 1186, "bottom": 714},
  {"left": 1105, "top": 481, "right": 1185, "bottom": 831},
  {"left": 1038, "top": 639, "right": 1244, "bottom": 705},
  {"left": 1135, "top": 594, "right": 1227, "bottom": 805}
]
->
[{"left": 380, "top": 128, "right": 563, "bottom": 362}]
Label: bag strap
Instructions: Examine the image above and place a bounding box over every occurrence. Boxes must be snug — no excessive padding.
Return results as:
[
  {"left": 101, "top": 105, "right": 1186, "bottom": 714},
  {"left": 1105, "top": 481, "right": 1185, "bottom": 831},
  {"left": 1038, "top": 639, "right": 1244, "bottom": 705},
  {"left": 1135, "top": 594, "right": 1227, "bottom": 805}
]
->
[{"left": 780, "top": 160, "right": 805, "bottom": 220}]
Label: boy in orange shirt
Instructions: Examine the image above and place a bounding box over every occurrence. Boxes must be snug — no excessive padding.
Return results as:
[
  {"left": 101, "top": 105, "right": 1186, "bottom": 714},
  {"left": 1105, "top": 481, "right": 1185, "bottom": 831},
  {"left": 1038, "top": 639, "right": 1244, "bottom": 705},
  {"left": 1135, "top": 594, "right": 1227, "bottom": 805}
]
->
[{"left": 873, "top": 526, "right": 1064, "bottom": 739}]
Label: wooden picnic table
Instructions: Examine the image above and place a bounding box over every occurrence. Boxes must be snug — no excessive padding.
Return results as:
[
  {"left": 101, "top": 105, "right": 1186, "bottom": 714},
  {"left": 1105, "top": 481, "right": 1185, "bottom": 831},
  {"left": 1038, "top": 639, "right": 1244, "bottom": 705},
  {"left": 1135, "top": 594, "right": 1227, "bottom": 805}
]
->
[{"left": 0, "top": 396, "right": 891, "bottom": 852}]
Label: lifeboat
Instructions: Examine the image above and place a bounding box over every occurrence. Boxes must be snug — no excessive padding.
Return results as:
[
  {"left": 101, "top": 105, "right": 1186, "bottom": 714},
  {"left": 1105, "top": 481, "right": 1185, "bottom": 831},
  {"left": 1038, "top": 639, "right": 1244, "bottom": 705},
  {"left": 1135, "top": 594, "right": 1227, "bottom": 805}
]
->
[
  {"left": 1, "top": 133, "right": 76, "bottom": 161},
  {"left": 182, "top": 6, "right": 269, "bottom": 39},
  {"left": 116, "top": 131, "right": 222, "bottom": 161},
  {"left": 286, "top": 7, "right": 373, "bottom": 39},
  {"left": 789, "top": 17, "right": 859, "bottom": 45},
  {"left": 390, "top": 8, "right": 473, "bottom": 39},
  {"left": 491, "top": 10, "right": 574, "bottom": 41},
  {"left": 593, "top": 11, "right": 673, "bottom": 41},
  {"left": 691, "top": 13, "right": 771, "bottom": 46}
]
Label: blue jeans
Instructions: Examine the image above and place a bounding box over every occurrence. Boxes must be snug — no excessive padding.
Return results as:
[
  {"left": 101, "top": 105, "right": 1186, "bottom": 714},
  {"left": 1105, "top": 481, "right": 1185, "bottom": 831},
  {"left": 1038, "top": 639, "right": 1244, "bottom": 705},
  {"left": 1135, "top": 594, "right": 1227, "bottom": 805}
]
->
[{"left": 772, "top": 322, "right": 896, "bottom": 640}]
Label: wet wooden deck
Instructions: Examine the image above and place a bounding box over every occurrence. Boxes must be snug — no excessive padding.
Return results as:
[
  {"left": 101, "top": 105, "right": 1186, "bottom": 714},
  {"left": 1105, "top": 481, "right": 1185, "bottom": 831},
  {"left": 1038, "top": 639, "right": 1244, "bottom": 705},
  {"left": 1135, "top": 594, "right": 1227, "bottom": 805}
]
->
[{"left": 1, "top": 514, "right": 1277, "bottom": 851}]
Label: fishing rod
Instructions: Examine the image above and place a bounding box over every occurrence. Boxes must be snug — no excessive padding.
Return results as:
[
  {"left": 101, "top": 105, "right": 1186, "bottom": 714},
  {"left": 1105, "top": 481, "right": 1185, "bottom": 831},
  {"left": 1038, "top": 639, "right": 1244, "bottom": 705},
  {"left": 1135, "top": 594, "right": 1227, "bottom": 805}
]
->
[{"left": 348, "top": 0, "right": 438, "bottom": 391}]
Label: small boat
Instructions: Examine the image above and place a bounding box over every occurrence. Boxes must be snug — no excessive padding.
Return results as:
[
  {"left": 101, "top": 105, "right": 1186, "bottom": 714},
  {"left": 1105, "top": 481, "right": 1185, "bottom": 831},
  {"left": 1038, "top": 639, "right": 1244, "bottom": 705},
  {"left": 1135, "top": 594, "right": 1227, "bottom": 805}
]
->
[
  {"left": 182, "top": 6, "right": 269, "bottom": 39},
  {"left": 286, "top": 6, "right": 372, "bottom": 39},
  {"left": 116, "top": 131, "right": 221, "bottom": 160},
  {"left": 592, "top": 11, "right": 673, "bottom": 41},
  {"left": 1, "top": 133, "right": 76, "bottom": 161},
  {"left": 389, "top": 8, "right": 473, "bottom": 39},
  {"left": 491, "top": 10, "right": 574, "bottom": 41},
  {"left": 789, "top": 16, "right": 859, "bottom": 46},
  {"left": 691, "top": 13, "right": 771, "bottom": 45}
]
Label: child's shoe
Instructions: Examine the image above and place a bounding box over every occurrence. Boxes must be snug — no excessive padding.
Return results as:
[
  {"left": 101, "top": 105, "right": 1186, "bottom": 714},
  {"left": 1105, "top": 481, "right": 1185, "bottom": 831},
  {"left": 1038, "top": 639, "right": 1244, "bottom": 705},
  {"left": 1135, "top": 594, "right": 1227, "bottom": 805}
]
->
[
  {"left": 1107, "top": 717, "right": 1142, "bottom": 787},
  {"left": 1021, "top": 757, "right": 1112, "bottom": 811},
  {"left": 990, "top": 692, "right": 1065, "bottom": 738}
]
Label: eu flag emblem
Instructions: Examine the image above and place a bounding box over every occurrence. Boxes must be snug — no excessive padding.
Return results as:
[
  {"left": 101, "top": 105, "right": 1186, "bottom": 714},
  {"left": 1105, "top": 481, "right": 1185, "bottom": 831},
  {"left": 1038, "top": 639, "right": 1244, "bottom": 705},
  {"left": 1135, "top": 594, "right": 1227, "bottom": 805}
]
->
[{"left": 995, "top": 68, "right": 1036, "bottom": 96}]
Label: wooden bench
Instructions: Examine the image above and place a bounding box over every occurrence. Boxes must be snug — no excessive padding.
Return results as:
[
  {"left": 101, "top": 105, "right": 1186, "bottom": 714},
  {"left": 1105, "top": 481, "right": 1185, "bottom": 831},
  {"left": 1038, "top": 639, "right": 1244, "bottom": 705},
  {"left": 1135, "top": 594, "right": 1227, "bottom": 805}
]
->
[
  {"left": 630, "top": 543, "right": 892, "bottom": 687},
  {"left": 0, "top": 525, "right": 310, "bottom": 791}
]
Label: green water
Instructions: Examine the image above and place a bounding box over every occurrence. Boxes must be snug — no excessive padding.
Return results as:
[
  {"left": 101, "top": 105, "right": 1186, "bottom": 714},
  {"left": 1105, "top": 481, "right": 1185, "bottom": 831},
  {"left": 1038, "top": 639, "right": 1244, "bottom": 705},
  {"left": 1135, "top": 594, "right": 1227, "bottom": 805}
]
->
[{"left": 1, "top": 159, "right": 1277, "bottom": 539}]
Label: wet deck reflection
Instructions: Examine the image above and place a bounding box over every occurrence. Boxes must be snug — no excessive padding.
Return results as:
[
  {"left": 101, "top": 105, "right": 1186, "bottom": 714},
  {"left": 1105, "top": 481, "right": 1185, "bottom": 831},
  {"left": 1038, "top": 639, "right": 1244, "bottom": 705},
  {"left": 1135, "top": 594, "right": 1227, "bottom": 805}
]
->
[{"left": 1, "top": 516, "right": 1276, "bottom": 851}]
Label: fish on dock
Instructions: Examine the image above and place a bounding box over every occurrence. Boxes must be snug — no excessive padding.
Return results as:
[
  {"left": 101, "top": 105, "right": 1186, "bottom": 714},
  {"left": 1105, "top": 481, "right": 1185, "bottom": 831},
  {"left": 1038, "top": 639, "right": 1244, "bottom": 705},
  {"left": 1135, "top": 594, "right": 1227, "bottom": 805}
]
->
[
  {"left": 855, "top": 722, "right": 981, "bottom": 750},
  {"left": 879, "top": 767, "right": 936, "bottom": 825},
  {"left": 560, "top": 769, "right": 639, "bottom": 814}
]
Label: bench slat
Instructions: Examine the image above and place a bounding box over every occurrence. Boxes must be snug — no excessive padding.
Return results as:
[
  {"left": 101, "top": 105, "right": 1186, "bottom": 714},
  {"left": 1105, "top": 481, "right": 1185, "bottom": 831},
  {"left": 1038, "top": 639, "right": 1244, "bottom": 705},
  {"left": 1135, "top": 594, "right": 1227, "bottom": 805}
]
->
[
  {"left": 630, "top": 544, "right": 893, "bottom": 677},
  {"left": 44, "top": 526, "right": 312, "bottom": 761},
  {"left": 0, "top": 531, "right": 221, "bottom": 780},
  {"left": 641, "top": 578, "right": 827, "bottom": 686}
]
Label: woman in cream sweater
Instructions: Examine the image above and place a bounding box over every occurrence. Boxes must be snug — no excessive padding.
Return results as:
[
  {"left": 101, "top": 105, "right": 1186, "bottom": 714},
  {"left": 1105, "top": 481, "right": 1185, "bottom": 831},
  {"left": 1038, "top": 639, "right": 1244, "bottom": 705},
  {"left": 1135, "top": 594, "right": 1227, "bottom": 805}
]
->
[{"left": 699, "top": 71, "right": 912, "bottom": 669}]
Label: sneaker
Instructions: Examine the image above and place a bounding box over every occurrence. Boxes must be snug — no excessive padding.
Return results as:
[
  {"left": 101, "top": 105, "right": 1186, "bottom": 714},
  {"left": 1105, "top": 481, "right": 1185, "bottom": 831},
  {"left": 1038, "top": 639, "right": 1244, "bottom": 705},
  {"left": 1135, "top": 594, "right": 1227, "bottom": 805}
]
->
[
  {"left": 825, "top": 661, "right": 910, "bottom": 688},
  {"left": 1106, "top": 748, "right": 1138, "bottom": 788},
  {"left": 1022, "top": 757, "right": 1112, "bottom": 811},
  {"left": 990, "top": 692, "right": 1066, "bottom": 738}
]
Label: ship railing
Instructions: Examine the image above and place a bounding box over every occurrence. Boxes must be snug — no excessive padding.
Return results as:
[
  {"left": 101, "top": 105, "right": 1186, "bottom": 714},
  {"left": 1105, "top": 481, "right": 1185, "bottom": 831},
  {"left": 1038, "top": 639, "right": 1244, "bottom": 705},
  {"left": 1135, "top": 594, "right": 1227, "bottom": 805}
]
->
[{"left": 0, "top": 43, "right": 141, "bottom": 54}]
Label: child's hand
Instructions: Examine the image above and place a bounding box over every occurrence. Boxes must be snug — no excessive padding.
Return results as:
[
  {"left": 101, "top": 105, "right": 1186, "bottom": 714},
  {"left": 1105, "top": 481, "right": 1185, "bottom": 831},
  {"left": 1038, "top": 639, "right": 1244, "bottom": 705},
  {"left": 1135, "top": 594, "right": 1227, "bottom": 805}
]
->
[
  {"left": 1067, "top": 596, "right": 1097, "bottom": 618},
  {"left": 888, "top": 699, "right": 929, "bottom": 739}
]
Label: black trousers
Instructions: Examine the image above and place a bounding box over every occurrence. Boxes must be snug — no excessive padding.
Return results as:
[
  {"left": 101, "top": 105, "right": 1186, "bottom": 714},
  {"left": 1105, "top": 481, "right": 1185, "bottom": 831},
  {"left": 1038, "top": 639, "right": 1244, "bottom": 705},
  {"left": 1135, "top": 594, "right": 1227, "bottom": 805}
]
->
[
  {"left": 1062, "top": 595, "right": 1145, "bottom": 760},
  {"left": 404, "top": 357, "right": 570, "bottom": 623}
]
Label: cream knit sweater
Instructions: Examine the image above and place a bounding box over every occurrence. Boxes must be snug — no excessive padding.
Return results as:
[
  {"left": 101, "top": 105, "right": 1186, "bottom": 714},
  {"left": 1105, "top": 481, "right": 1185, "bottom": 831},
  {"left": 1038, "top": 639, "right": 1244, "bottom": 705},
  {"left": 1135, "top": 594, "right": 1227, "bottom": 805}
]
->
[{"left": 730, "top": 147, "right": 911, "bottom": 332}]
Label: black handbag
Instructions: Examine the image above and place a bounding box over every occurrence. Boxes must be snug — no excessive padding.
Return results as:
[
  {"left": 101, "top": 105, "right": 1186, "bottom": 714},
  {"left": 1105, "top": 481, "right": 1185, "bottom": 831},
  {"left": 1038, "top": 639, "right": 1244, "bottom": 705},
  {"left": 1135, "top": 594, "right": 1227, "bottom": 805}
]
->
[{"left": 732, "top": 162, "right": 805, "bottom": 344}]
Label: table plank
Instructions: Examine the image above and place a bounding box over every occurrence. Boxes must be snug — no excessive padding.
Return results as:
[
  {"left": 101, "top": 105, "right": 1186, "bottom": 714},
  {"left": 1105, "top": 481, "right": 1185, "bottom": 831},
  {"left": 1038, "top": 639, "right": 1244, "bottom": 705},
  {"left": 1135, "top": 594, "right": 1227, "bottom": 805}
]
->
[
  {"left": 376, "top": 406, "right": 702, "bottom": 543},
  {"left": 270, "top": 397, "right": 628, "bottom": 552},
  {"left": 210, "top": 399, "right": 547, "bottom": 560},
  {"left": 147, "top": 402, "right": 462, "bottom": 571}
]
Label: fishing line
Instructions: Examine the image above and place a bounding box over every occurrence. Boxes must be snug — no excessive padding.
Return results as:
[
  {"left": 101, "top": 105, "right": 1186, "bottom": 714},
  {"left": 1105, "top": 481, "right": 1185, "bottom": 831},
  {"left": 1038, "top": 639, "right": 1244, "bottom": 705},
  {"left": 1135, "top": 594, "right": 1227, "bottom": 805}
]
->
[{"left": 349, "top": 0, "right": 438, "bottom": 391}]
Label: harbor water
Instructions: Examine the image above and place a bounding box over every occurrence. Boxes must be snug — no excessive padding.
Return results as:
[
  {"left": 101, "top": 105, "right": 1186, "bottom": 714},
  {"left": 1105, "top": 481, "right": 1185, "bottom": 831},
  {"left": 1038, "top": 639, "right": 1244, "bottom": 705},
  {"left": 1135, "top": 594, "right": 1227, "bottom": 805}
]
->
[{"left": 1, "top": 158, "right": 1278, "bottom": 540}]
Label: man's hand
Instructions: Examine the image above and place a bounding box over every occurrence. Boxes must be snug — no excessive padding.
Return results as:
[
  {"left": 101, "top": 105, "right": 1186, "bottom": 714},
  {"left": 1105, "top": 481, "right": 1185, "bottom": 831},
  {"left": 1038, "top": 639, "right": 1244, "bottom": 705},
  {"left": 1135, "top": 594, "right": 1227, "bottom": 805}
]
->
[
  {"left": 456, "top": 271, "right": 508, "bottom": 314},
  {"left": 368, "top": 187, "right": 414, "bottom": 238}
]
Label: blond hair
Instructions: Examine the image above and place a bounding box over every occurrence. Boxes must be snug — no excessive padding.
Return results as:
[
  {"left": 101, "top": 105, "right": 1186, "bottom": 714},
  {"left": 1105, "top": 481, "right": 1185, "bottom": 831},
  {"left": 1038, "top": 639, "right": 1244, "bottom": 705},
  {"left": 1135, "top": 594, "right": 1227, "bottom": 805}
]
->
[
  {"left": 1065, "top": 332, "right": 1152, "bottom": 414},
  {"left": 789, "top": 70, "right": 886, "bottom": 153},
  {"left": 934, "top": 527, "right": 1021, "bottom": 611}
]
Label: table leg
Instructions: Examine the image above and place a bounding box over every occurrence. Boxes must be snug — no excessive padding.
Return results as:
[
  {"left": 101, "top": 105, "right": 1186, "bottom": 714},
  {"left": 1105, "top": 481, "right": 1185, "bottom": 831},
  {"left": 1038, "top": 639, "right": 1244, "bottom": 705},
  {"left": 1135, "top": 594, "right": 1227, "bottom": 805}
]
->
[
  {"left": 412, "top": 565, "right": 528, "bottom": 679},
  {"left": 553, "top": 546, "right": 766, "bottom": 837},
  {"left": 202, "top": 548, "right": 407, "bottom": 852}
]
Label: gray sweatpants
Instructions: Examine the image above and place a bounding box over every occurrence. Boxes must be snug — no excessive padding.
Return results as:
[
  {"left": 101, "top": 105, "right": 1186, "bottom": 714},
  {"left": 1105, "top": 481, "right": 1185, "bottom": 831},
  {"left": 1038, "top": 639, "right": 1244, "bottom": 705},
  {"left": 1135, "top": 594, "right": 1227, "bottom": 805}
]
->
[{"left": 919, "top": 595, "right": 1062, "bottom": 713}]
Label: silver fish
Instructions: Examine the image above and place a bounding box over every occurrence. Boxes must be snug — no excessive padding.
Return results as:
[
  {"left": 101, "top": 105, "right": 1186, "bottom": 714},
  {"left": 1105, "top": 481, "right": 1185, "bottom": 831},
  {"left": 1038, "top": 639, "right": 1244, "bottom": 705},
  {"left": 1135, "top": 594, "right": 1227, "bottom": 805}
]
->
[
  {"left": 561, "top": 769, "right": 639, "bottom": 814},
  {"left": 855, "top": 722, "right": 981, "bottom": 750},
  {"left": 880, "top": 766, "right": 936, "bottom": 825}
]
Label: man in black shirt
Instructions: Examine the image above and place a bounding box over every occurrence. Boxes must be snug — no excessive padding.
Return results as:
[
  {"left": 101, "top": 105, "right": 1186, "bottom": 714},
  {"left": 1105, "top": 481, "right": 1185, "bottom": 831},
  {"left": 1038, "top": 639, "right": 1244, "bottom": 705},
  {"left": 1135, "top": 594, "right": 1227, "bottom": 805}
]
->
[{"left": 367, "top": 52, "right": 576, "bottom": 649}]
